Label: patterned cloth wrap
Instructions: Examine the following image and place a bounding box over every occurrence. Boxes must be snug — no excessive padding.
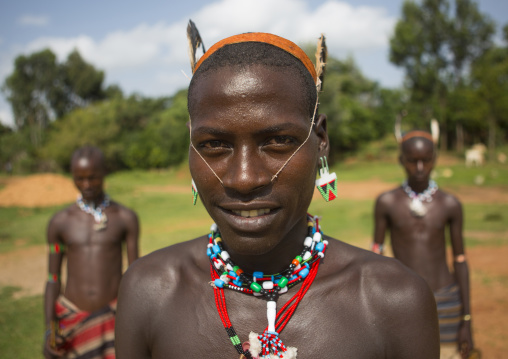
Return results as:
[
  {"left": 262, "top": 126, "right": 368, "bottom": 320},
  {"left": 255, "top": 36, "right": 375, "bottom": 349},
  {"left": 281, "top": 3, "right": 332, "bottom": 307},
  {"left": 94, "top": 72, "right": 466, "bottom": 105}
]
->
[
  {"left": 434, "top": 283, "right": 462, "bottom": 343},
  {"left": 55, "top": 295, "right": 116, "bottom": 359}
]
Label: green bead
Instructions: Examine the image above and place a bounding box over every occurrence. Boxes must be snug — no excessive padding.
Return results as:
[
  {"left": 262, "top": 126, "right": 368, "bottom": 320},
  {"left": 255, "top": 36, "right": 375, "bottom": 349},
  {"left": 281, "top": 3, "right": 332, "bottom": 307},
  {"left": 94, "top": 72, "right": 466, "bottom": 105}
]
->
[
  {"left": 278, "top": 276, "right": 289, "bottom": 288},
  {"left": 233, "top": 266, "right": 239, "bottom": 272},
  {"left": 250, "top": 282, "right": 262, "bottom": 292},
  {"left": 295, "top": 255, "right": 303, "bottom": 263}
]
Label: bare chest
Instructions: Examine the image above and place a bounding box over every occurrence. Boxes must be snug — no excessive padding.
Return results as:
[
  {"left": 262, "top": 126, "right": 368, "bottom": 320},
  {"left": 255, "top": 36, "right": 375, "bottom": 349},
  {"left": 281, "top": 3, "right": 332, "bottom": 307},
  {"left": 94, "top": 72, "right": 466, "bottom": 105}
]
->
[
  {"left": 149, "top": 278, "right": 384, "bottom": 358},
  {"left": 60, "top": 210, "right": 126, "bottom": 249}
]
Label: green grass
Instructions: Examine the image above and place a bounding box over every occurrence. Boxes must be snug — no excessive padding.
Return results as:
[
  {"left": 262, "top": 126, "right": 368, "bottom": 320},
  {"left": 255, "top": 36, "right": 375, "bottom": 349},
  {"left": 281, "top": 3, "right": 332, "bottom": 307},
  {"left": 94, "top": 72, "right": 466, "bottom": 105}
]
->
[
  {"left": 0, "top": 205, "right": 66, "bottom": 252},
  {"left": 0, "top": 287, "right": 44, "bottom": 358}
]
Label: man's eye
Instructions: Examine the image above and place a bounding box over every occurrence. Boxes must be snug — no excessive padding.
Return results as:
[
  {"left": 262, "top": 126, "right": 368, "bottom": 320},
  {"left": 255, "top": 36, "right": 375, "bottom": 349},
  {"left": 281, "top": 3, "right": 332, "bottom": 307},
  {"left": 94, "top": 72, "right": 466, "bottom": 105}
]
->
[
  {"left": 266, "top": 136, "right": 295, "bottom": 146},
  {"left": 202, "top": 140, "right": 227, "bottom": 149}
]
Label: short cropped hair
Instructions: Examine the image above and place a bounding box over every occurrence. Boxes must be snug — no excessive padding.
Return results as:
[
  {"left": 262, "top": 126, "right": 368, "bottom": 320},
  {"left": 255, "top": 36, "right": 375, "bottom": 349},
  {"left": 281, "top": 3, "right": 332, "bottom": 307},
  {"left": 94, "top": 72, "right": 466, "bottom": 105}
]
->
[
  {"left": 188, "top": 42, "right": 317, "bottom": 118},
  {"left": 401, "top": 136, "right": 436, "bottom": 154},
  {"left": 70, "top": 145, "right": 106, "bottom": 170}
]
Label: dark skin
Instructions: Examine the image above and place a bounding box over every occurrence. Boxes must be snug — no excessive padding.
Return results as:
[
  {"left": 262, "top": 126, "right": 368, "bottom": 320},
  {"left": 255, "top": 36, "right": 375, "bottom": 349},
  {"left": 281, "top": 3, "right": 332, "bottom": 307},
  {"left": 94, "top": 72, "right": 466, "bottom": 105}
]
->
[
  {"left": 44, "top": 154, "right": 139, "bottom": 358},
  {"left": 116, "top": 64, "right": 439, "bottom": 358},
  {"left": 373, "top": 137, "right": 473, "bottom": 357}
]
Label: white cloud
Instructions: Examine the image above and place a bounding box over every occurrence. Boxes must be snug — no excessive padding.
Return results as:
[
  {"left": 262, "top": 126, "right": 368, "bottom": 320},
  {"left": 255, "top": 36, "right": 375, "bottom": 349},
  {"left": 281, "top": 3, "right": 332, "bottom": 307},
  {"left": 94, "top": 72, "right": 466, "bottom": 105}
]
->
[
  {"left": 0, "top": 104, "right": 14, "bottom": 128},
  {"left": 0, "top": 0, "right": 400, "bottom": 125},
  {"left": 18, "top": 15, "right": 50, "bottom": 27}
]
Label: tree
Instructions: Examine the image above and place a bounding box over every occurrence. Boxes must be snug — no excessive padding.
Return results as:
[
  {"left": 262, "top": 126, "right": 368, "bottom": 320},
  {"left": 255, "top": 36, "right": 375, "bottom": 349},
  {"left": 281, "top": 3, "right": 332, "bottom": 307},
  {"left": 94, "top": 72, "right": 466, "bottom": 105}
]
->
[
  {"left": 122, "top": 90, "right": 189, "bottom": 169},
  {"left": 1, "top": 48, "right": 111, "bottom": 147},
  {"left": 470, "top": 28, "right": 508, "bottom": 160},
  {"left": 41, "top": 94, "right": 173, "bottom": 171},
  {"left": 318, "top": 56, "right": 388, "bottom": 160},
  {"left": 390, "top": 0, "right": 495, "bottom": 150},
  {"left": 2, "top": 50, "right": 59, "bottom": 146}
]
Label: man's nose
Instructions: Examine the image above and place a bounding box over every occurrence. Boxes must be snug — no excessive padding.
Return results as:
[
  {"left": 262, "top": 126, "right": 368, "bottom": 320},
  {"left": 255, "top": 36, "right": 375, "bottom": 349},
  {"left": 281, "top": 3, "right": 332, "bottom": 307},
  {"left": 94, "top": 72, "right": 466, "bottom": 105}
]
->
[
  {"left": 417, "top": 161, "right": 424, "bottom": 172},
  {"left": 221, "top": 146, "right": 272, "bottom": 195}
]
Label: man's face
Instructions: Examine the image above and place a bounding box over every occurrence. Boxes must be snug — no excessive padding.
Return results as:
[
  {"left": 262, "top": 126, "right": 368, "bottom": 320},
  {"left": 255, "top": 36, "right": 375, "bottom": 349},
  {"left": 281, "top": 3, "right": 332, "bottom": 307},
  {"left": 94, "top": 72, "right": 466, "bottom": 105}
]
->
[
  {"left": 72, "top": 156, "right": 105, "bottom": 203},
  {"left": 189, "top": 64, "right": 327, "bottom": 256},
  {"left": 400, "top": 138, "right": 436, "bottom": 184}
]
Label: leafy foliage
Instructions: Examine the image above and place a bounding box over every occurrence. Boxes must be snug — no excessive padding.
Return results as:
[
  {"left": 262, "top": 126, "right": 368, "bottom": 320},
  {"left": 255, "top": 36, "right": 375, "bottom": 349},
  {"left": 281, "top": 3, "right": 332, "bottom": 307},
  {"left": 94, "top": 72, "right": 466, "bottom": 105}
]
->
[{"left": 389, "top": 0, "right": 497, "bottom": 149}]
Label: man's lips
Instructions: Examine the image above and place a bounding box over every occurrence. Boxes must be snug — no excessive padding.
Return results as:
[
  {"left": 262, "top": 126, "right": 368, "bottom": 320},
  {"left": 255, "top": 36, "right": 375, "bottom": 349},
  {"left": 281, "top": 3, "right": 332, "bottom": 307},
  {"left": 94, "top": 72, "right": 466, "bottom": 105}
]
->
[
  {"left": 219, "top": 203, "right": 280, "bottom": 219},
  {"left": 232, "top": 208, "right": 271, "bottom": 218}
]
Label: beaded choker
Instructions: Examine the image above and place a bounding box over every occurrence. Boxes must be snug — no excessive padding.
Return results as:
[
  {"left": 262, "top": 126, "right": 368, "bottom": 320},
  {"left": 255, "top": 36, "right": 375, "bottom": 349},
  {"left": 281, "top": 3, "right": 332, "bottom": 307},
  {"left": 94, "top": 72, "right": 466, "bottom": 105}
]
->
[
  {"left": 207, "top": 214, "right": 328, "bottom": 359},
  {"left": 402, "top": 180, "right": 438, "bottom": 217},
  {"left": 76, "top": 194, "right": 110, "bottom": 231}
]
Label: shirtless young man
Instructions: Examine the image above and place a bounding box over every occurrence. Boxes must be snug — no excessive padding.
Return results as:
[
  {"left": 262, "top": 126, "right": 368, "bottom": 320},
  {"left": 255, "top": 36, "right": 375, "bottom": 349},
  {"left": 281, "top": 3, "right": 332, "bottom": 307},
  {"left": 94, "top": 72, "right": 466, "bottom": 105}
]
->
[
  {"left": 372, "top": 129, "right": 473, "bottom": 359},
  {"left": 44, "top": 145, "right": 139, "bottom": 358},
  {"left": 115, "top": 32, "right": 439, "bottom": 358}
]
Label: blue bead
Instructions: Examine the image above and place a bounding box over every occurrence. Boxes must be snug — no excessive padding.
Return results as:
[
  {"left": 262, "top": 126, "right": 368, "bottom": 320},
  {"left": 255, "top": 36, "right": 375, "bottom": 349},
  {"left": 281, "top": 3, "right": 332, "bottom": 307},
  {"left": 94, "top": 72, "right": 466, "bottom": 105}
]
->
[
  {"left": 206, "top": 248, "right": 212, "bottom": 256},
  {"left": 299, "top": 268, "right": 310, "bottom": 278},
  {"left": 212, "top": 244, "right": 221, "bottom": 254},
  {"left": 253, "top": 271, "right": 264, "bottom": 279},
  {"left": 315, "top": 242, "right": 324, "bottom": 251},
  {"left": 233, "top": 278, "right": 243, "bottom": 286},
  {"left": 229, "top": 270, "right": 238, "bottom": 278},
  {"left": 214, "top": 279, "right": 224, "bottom": 288},
  {"left": 290, "top": 275, "right": 297, "bottom": 281}
]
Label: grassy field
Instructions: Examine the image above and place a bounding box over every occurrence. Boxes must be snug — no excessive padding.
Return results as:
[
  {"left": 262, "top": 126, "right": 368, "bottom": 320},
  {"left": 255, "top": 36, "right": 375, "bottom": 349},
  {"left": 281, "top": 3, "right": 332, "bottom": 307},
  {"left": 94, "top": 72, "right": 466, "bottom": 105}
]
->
[{"left": 0, "top": 156, "right": 507, "bottom": 357}]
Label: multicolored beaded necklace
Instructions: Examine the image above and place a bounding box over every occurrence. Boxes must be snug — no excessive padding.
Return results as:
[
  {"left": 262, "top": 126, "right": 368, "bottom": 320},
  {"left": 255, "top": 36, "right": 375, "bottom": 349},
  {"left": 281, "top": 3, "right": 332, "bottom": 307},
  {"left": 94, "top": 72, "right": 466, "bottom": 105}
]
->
[
  {"left": 207, "top": 214, "right": 328, "bottom": 359},
  {"left": 76, "top": 194, "right": 110, "bottom": 231},
  {"left": 402, "top": 179, "right": 438, "bottom": 217}
]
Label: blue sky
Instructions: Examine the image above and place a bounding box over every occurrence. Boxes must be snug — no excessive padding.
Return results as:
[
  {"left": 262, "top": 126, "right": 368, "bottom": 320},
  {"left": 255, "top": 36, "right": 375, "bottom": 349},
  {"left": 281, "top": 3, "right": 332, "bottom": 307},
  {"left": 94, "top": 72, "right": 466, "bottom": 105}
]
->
[{"left": 0, "top": 0, "right": 506, "bottom": 127}]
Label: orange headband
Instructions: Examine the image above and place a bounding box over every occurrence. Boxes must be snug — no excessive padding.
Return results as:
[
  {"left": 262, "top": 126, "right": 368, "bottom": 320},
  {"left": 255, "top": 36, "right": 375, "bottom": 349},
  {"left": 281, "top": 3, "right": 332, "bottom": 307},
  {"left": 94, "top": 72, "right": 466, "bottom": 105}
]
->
[
  {"left": 401, "top": 131, "right": 434, "bottom": 143},
  {"left": 193, "top": 32, "right": 318, "bottom": 84}
]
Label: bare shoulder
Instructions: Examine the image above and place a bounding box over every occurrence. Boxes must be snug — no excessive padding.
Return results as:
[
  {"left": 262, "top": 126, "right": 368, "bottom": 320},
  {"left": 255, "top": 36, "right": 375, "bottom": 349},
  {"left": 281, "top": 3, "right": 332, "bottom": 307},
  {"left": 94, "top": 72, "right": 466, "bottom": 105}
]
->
[
  {"left": 376, "top": 186, "right": 401, "bottom": 203},
  {"left": 119, "top": 236, "right": 208, "bottom": 307},
  {"left": 436, "top": 189, "right": 462, "bottom": 210},
  {"left": 375, "top": 186, "right": 402, "bottom": 211},
  {"left": 325, "top": 239, "right": 439, "bottom": 356},
  {"left": 47, "top": 204, "right": 75, "bottom": 233},
  {"left": 110, "top": 200, "right": 138, "bottom": 221},
  {"left": 324, "top": 238, "right": 435, "bottom": 313}
]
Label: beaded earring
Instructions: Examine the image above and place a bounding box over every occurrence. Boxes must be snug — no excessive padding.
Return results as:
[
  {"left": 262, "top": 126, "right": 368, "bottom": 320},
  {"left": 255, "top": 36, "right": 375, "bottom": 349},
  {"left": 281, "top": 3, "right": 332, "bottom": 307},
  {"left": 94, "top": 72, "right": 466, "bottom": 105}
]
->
[
  {"left": 315, "top": 156, "right": 337, "bottom": 202},
  {"left": 191, "top": 179, "right": 198, "bottom": 205}
]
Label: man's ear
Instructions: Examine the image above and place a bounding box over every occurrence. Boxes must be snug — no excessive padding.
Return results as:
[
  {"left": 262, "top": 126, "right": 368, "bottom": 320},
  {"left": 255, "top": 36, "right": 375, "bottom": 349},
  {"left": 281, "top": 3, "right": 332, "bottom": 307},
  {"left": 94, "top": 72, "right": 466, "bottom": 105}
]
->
[
  {"left": 186, "top": 119, "right": 191, "bottom": 132},
  {"left": 314, "top": 114, "right": 329, "bottom": 156}
]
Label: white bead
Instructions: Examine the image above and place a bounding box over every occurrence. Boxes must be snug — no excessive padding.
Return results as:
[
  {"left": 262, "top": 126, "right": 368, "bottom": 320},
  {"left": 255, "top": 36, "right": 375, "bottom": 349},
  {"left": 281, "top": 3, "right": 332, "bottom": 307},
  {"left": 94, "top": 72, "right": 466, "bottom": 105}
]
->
[
  {"left": 267, "top": 301, "right": 277, "bottom": 332},
  {"left": 323, "top": 240, "right": 329, "bottom": 246},
  {"left": 304, "top": 236, "right": 313, "bottom": 247},
  {"left": 220, "top": 274, "right": 230, "bottom": 283},
  {"left": 313, "top": 232, "right": 322, "bottom": 242},
  {"left": 279, "top": 286, "right": 288, "bottom": 294},
  {"left": 214, "top": 261, "right": 222, "bottom": 270},
  {"left": 294, "top": 264, "right": 301, "bottom": 271},
  {"left": 221, "top": 251, "right": 230, "bottom": 260},
  {"left": 263, "top": 281, "right": 274, "bottom": 290},
  {"left": 253, "top": 292, "right": 263, "bottom": 296},
  {"left": 207, "top": 243, "right": 213, "bottom": 248},
  {"left": 210, "top": 223, "right": 218, "bottom": 232},
  {"left": 303, "top": 251, "right": 312, "bottom": 260},
  {"left": 226, "top": 263, "right": 234, "bottom": 271},
  {"left": 318, "top": 252, "right": 325, "bottom": 258}
]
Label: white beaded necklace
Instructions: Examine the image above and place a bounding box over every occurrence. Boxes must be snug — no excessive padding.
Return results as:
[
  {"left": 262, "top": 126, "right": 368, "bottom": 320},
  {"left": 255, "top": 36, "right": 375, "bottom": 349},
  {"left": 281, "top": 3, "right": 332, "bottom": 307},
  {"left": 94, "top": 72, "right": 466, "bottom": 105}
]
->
[
  {"left": 402, "top": 180, "right": 438, "bottom": 217},
  {"left": 76, "top": 194, "right": 110, "bottom": 230}
]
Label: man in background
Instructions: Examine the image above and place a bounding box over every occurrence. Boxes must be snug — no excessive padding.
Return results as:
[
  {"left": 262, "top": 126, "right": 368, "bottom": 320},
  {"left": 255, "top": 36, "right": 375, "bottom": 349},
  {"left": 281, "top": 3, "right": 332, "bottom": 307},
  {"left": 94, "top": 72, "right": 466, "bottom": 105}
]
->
[
  {"left": 372, "top": 126, "right": 473, "bottom": 359},
  {"left": 44, "top": 145, "right": 139, "bottom": 358}
]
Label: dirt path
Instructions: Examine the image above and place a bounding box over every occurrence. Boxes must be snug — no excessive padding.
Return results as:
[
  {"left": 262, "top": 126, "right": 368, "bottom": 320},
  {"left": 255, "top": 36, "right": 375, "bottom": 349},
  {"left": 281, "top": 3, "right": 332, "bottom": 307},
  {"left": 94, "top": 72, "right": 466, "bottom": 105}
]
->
[{"left": 1, "top": 174, "right": 507, "bottom": 207}]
